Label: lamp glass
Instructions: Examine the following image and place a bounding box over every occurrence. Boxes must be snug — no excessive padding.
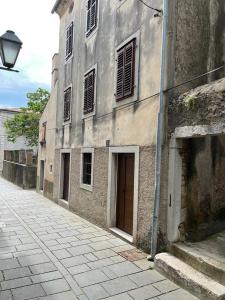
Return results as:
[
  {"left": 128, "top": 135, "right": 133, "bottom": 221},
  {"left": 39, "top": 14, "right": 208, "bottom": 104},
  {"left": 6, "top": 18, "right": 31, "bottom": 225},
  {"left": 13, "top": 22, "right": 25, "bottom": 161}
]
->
[{"left": 1, "top": 40, "right": 21, "bottom": 67}]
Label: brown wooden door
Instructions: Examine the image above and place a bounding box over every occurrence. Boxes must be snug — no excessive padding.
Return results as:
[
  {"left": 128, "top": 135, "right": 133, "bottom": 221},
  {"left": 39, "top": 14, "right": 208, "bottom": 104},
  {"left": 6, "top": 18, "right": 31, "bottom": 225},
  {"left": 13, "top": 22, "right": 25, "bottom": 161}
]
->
[
  {"left": 116, "top": 153, "right": 134, "bottom": 235},
  {"left": 63, "top": 153, "right": 70, "bottom": 201}
]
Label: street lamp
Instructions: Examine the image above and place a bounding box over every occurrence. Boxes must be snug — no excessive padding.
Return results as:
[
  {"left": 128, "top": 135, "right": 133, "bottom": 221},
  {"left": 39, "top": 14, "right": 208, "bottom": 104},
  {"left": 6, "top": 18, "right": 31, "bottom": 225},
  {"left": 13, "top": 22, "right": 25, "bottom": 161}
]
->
[{"left": 0, "top": 30, "right": 22, "bottom": 72}]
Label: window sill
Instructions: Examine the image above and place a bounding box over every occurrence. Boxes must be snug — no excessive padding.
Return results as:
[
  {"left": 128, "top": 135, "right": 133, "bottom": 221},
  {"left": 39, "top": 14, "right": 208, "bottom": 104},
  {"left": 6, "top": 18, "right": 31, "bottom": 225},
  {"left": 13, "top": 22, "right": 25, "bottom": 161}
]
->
[
  {"left": 63, "top": 120, "right": 72, "bottom": 126},
  {"left": 80, "top": 183, "right": 93, "bottom": 192}
]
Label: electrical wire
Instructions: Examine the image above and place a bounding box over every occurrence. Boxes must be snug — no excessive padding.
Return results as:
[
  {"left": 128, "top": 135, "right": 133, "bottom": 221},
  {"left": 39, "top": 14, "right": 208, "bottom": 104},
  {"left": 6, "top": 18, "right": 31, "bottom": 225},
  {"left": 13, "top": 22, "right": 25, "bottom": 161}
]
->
[
  {"left": 33, "top": 63, "right": 225, "bottom": 132},
  {"left": 137, "top": 0, "right": 162, "bottom": 13}
]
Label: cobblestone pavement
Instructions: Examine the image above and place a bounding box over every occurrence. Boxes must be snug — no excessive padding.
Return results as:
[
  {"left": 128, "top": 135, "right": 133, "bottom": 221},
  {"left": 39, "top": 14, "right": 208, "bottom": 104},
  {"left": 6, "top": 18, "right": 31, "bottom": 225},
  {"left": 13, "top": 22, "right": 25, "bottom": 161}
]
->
[{"left": 0, "top": 178, "right": 197, "bottom": 300}]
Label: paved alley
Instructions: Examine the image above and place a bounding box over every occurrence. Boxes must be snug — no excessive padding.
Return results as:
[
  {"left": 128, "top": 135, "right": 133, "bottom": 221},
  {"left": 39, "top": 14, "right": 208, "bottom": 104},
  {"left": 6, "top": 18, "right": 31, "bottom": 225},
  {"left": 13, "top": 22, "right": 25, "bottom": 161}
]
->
[{"left": 0, "top": 178, "right": 197, "bottom": 300}]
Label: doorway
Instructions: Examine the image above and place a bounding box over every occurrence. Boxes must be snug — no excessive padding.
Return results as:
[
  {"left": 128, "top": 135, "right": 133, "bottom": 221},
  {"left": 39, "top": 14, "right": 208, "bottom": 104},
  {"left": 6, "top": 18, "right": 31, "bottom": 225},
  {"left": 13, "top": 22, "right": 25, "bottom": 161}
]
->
[
  {"left": 116, "top": 153, "right": 134, "bottom": 235},
  {"left": 62, "top": 153, "right": 70, "bottom": 201},
  {"left": 40, "top": 160, "right": 44, "bottom": 191}
]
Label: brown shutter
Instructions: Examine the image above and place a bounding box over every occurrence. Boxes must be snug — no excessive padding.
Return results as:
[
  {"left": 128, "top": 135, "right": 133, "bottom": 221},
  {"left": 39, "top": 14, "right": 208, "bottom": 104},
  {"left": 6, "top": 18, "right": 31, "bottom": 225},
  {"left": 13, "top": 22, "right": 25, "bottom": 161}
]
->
[
  {"left": 124, "top": 39, "right": 135, "bottom": 97},
  {"left": 116, "top": 50, "right": 124, "bottom": 100},
  {"left": 64, "top": 87, "right": 71, "bottom": 122},
  {"left": 116, "top": 39, "right": 136, "bottom": 101},
  {"left": 84, "top": 69, "right": 95, "bottom": 114}
]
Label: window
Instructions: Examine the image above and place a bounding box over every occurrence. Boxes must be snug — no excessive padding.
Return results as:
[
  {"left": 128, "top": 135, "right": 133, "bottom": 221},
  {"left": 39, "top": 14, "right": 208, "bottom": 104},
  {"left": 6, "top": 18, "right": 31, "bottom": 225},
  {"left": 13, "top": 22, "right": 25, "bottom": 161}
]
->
[
  {"left": 86, "top": 0, "right": 98, "bottom": 37},
  {"left": 66, "top": 22, "right": 73, "bottom": 60},
  {"left": 116, "top": 38, "right": 136, "bottom": 101},
  {"left": 82, "top": 153, "right": 92, "bottom": 185},
  {"left": 84, "top": 69, "right": 95, "bottom": 114},
  {"left": 40, "top": 123, "right": 46, "bottom": 146},
  {"left": 64, "top": 87, "right": 72, "bottom": 122}
]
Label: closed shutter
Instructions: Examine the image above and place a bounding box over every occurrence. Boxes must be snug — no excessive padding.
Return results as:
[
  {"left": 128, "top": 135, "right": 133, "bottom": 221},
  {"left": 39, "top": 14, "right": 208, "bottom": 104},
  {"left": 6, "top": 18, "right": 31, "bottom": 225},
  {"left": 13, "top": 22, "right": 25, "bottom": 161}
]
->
[
  {"left": 116, "top": 50, "right": 124, "bottom": 99},
  {"left": 84, "top": 69, "right": 95, "bottom": 114},
  {"left": 66, "top": 22, "right": 73, "bottom": 60},
  {"left": 64, "top": 87, "right": 71, "bottom": 122},
  {"left": 116, "top": 38, "right": 136, "bottom": 101},
  {"left": 86, "top": 0, "right": 98, "bottom": 36}
]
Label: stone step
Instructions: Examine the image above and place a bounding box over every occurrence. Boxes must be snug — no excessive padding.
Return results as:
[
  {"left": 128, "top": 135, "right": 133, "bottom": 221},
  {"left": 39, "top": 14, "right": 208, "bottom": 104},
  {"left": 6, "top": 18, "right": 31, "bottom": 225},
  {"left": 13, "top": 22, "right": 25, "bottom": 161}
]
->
[
  {"left": 170, "top": 243, "right": 225, "bottom": 285},
  {"left": 154, "top": 253, "right": 225, "bottom": 300}
]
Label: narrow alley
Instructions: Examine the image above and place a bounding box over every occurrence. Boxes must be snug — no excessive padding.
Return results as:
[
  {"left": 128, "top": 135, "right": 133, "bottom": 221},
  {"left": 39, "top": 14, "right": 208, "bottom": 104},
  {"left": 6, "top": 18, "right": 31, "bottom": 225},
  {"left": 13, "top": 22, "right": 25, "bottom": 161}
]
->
[{"left": 0, "top": 178, "right": 196, "bottom": 300}]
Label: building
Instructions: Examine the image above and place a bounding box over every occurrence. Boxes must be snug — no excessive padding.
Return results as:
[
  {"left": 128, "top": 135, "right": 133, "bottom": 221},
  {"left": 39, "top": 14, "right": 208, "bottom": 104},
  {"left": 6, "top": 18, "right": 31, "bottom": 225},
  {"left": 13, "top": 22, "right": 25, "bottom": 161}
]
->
[
  {"left": 39, "top": 0, "right": 225, "bottom": 297},
  {"left": 0, "top": 108, "right": 30, "bottom": 172},
  {"left": 37, "top": 54, "right": 58, "bottom": 200},
  {"left": 47, "top": 0, "right": 164, "bottom": 251}
]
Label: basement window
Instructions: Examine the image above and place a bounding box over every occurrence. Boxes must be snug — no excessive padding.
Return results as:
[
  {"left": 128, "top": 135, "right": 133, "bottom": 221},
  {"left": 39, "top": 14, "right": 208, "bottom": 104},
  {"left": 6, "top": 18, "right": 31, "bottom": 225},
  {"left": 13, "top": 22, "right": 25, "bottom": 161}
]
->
[{"left": 80, "top": 148, "right": 94, "bottom": 191}]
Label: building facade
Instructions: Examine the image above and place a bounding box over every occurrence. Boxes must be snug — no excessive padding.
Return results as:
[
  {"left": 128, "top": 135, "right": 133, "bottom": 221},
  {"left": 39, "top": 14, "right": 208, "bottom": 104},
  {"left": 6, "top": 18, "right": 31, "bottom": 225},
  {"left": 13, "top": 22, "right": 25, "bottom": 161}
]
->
[
  {"left": 0, "top": 108, "right": 30, "bottom": 172},
  {"left": 37, "top": 54, "right": 58, "bottom": 200},
  {"left": 50, "top": 0, "right": 163, "bottom": 250}
]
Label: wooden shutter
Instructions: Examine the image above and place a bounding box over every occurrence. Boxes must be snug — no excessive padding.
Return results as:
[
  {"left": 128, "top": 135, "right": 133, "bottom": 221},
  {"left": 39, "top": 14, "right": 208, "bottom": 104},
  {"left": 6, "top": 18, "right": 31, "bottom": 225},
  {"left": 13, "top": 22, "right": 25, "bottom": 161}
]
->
[
  {"left": 66, "top": 22, "right": 73, "bottom": 60},
  {"left": 116, "top": 50, "right": 124, "bottom": 99},
  {"left": 116, "top": 39, "right": 136, "bottom": 101},
  {"left": 86, "top": 0, "right": 98, "bottom": 36},
  {"left": 64, "top": 87, "right": 71, "bottom": 122},
  {"left": 84, "top": 69, "right": 95, "bottom": 114}
]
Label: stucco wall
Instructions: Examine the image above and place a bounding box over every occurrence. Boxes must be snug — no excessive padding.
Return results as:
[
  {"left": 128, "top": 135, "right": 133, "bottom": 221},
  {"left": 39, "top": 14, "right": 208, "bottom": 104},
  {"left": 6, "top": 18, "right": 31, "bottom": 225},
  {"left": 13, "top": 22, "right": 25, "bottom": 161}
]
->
[
  {"left": 55, "top": 0, "right": 162, "bottom": 150},
  {"left": 37, "top": 54, "right": 58, "bottom": 197}
]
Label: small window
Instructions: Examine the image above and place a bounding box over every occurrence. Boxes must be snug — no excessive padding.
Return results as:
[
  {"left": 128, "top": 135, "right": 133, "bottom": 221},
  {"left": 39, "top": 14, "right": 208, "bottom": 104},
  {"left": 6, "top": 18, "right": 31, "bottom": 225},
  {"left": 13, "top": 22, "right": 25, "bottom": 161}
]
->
[
  {"left": 82, "top": 152, "right": 92, "bottom": 185},
  {"left": 64, "top": 87, "right": 72, "bottom": 122},
  {"left": 84, "top": 69, "right": 95, "bottom": 114},
  {"left": 50, "top": 164, "right": 53, "bottom": 173},
  {"left": 66, "top": 22, "right": 73, "bottom": 60},
  {"left": 40, "top": 123, "right": 46, "bottom": 146},
  {"left": 116, "top": 38, "right": 136, "bottom": 101},
  {"left": 86, "top": 0, "right": 98, "bottom": 37}
]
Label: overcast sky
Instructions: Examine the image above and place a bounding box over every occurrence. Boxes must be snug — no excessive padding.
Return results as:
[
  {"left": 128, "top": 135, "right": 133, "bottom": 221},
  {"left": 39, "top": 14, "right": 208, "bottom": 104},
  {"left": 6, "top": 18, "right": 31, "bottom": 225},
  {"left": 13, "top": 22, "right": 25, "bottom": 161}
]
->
[{"left": 0, "top": 0, "right": 59, "bottom": 108}]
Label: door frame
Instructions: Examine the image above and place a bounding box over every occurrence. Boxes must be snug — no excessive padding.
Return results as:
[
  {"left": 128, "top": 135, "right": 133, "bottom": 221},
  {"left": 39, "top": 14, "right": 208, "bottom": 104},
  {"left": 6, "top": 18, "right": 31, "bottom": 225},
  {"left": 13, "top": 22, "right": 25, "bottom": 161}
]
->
[
  {"left": 39, "top": 160, "right": 45, "bottom": 191},
  {"left": 107, "top": 146, "right": 139, "bottom": 243},
  {"left": 59, "top": 149, "right": 71, "bottom": 205}
]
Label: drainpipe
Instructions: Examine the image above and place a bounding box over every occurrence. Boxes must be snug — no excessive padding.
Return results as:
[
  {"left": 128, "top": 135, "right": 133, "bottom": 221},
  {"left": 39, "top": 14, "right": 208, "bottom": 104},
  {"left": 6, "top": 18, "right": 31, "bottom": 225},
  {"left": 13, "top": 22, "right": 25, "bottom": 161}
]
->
[{"left": 150, "top": 0, "right": 169, "bottom": 260}]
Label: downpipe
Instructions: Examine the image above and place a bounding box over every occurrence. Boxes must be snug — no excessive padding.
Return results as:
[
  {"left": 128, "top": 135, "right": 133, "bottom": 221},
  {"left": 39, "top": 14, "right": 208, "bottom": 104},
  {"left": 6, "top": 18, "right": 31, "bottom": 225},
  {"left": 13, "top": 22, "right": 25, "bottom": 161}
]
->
[{"left": 149, "top": 0, "right": 169, "bottom": 260}]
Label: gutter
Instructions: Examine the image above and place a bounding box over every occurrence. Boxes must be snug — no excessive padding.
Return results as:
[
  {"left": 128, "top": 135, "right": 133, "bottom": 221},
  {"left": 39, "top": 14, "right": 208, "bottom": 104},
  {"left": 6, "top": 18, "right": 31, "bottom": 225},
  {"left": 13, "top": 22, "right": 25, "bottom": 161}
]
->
[
  {"left": 51, "top": 0, "right": 62, "bottom": 14},
  {"left": 150, "top": 0, "right": 169, "bottom": 260}
]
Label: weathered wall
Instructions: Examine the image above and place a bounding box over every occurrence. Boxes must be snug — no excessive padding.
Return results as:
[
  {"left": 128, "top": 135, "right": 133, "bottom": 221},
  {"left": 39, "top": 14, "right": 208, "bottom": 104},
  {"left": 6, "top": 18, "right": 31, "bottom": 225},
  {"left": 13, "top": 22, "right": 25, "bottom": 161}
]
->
[
  {"left": 3, "top": 160, "right": 37, "bottom": 189},
  {"left": 169, "top": 0, "right": 225, "bottom": 95},
  {"left": 182, "top": 136, "right": 225, "bottom": 241},
  {"left": 136, "top": 146, "right": 156, "bottom": 251},
  {"left": 55, "top": 0, "right": 162, "bottom": 150},
  {"left": 69, "top": 148, "right": 108, "bottom": 227},
  {"left": 0, "top": 109, "right": 31, "bottom": 172},
  {"left": 37, "top": 54, "right": 58, "bottom": 198}
]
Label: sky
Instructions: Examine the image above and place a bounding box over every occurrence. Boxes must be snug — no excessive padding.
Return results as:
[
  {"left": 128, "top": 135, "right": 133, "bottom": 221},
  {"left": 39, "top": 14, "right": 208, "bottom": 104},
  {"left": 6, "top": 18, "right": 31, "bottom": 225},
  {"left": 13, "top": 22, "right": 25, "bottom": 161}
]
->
[{"left": 0, "top": 0, "right": 59, "bottom": 108}]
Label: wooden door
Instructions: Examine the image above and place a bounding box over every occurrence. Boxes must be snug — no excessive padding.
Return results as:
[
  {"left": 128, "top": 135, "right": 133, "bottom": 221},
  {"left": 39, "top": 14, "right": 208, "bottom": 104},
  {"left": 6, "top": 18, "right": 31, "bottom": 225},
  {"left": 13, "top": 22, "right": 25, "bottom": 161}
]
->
[
  {"left": 63, "top": 153, "right": 70, "bottom": 201},
  {"left": 116, "top": 153, "right": 134, "bottom": 235}
]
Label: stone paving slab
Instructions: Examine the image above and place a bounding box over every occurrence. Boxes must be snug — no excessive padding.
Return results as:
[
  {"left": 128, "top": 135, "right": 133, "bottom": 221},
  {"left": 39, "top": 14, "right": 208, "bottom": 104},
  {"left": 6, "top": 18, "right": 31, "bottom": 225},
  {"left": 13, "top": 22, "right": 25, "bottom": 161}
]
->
[{"left": 0, "top": 178, "right": 198, "bottom": 300}]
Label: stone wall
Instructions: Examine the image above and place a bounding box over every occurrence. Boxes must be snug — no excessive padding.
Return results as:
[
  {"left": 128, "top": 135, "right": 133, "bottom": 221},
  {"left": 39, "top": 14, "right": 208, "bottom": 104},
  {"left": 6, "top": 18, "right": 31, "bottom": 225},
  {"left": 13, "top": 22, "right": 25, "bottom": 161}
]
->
[
  {"left": 181, "top": 136, "right": 225, "bottom": 241},
  {"left": 3, "top": 150, "right": 37, "bottom": 189},
  {"left": 69, "top": 148, "right": 108, "bottom": 228}
]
